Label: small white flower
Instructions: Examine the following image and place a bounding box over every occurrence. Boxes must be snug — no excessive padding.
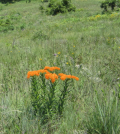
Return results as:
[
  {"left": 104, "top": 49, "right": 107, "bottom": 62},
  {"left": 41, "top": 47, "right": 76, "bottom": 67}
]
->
[{"left": 75, "top": 64, "right": 80, "bottom": 68}]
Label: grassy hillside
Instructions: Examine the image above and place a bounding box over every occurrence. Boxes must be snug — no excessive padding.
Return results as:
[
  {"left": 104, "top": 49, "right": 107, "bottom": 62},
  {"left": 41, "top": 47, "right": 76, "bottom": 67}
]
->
[{"left": 0, "top": 0, "right": 120, "bottom": 133}]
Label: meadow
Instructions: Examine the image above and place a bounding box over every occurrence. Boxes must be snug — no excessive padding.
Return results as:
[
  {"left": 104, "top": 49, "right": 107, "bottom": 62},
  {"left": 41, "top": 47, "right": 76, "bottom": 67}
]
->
[{"left": 0, "top": 0, "right": 120, "bottom": 133}]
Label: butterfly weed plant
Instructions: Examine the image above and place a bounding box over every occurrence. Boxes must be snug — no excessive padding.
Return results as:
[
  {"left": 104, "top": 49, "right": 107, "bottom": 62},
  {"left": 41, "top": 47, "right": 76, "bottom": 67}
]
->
[{"left": 27, "top": 66, "right": 79, "bottom": 124}]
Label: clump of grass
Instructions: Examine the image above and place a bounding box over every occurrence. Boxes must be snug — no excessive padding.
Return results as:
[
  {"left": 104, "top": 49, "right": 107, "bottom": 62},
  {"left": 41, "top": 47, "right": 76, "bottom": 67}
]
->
[
  {"left": 32, "top": 31, "right": 49, "bottom": 40},
  {"left": 85, "top": 89, "right": 120, "bottom": 134}
]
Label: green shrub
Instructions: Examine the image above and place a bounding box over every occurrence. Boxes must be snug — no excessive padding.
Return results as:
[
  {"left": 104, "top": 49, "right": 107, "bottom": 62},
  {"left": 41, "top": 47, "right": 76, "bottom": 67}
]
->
[
  {"left": 100, "top": 0, "right": 120, "bottom": 13},
  {"left": 48, "top": 0, "right": 55, "bottom": 7},
  {"left": 0, "top": 18, "right": 14, "bottom": 32},
  {"left": 100, "top": 1, "right": 109, "bottom": 12},
  {"left": 40, "top": 0, "right": 76, "bottom": 16}
]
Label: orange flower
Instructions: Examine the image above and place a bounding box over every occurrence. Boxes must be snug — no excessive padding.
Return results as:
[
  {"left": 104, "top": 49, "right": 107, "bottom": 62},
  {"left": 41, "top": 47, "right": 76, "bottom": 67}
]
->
[
  {"left": 50, "top": 74, "right": 55, "bottom": 83},
  {"left": 45, "top": 73, "right": 52, "bottom": 79},
  {"left": 51, "top": 78, "right": 55, "bottom": 83},
  {"left": 59, "top": 73, "right": 79, "bottom": 81},
  {"left": 44, "top": 66, "right": 60, "bottom": 71},
  {"left": 27, "top": 71, "right": 32, "bottom": 78},
  {"left": 71, "top": 75, "right": 79, "bottom": 81},
  {"left": 40, "top": 69, "right": 47, "bottom": 73},
  {"left": 34, "top": 71, "right": 40, "bottom": 76},
  {"left": 52, "top": 73, "right": 58, "bottom": 79},
  {"left": 58, "top": 73, "right": 66, "bottom": 76},
  {"left": 27, "top": 69, "right": 50, "bottom": 79},
  {"left": 66, "top": 75, "right": 72, "bottom": 78},
  {"left": 45, "top": 73, "right": 58, "bottom": 83},
  {"left": 54, "top": 67, "right": 60, "bottom": 70},
  {"left": 50, "top": 73, "right": 58, "bottom": 83},
  {"left": 60, "top": 75, "right": 67, "bottom": 80},
  {"left": 37, "top": 69, "right": 44, "bottom": 73},
  {"left": 27, "top": 71, "right": 40, "bottom": 78},
  {"left": 27, "top": 66, "right": 79, "bottom": 82},
  {"left": 44, "top": 66, "right": 50, "bottom": 70},
  {"left": 49, "top": 67, "right": 55, "bottom": 71}
]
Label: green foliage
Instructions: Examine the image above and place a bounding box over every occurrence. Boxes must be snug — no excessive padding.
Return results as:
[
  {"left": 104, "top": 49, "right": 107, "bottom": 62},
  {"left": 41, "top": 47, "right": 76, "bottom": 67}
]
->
[
  {"left": 0, "top": 17, "right": 14, "bottom": 32},
  {"left": 1, "top": 0, "right": 22, "bottom": 4},
  {"left": 1, "top": 0, "right": 13, "bottom": 4},
  {"left": 40, "top": 0, "right": 76, "bottom": 15},
  {"left": 100, "top": 1, "right": 109, "bottom": 12},
  {"left": 100, "top": 0, "right": 120, "bottom": 13},
  {"left": 0, "top": 12, "right": 21, "bottom": 32}
]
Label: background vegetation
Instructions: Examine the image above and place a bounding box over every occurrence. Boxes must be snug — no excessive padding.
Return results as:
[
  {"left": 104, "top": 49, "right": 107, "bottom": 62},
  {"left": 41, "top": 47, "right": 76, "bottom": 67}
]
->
[{"left": 0, "top": 0, "right": 120, "bottom": 133}]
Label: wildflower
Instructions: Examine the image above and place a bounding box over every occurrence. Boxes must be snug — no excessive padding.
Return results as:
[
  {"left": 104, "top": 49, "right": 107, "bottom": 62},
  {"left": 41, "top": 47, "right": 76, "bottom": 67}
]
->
[
  {"left": 58, "top": 73, "right": 65, "bottom": 76},
  {"left": 34, "top": 71, "right": 40, "bottom": 76},
  {"left": 72, "top": 53, "right": 74, "bottom": 54},
  {"left": 53, "top": 73, "right": 58, "bottom": 79},
  {"left": 58, "top": 52, "right": 61, "bottom": 54},
  {"left": 73, "top": 46, "right": 75, "bottom": 47},
  {"left": 27, "top": 71, "right": 40, "bottom": 78},
  {"left": 40, "top": 58, "right": 42, "bottom": 60},
  {"left": 75, "top": 64, "right": 80, "bottom": 68},
  {"left": 58, "top": 73, "right": 79, "bottom": 81},
  {"left": 66, "top": 62, "right": 69, "bottom": 64},
  {"left": 66, "top": 75, "right": 72, "bottom": 78},
  {"left": 27, "top": 71, "right": 32, "bottom": 78},
  {"left": 38, "top": 69, "right": 49, "bottom": 74},
  {"left": 44, "top": 66, "right": 50, "bottom": 70},
  {"left": 54, "top": 67, "right": 60, "bottom": 70},
  {"left": 44, "top": 66, "right": 60, "bottom": 71},
  {"left": 50, "top": 74, "right": 56, "bottom": 83},
  {"left": 95, "top": 15, "right": 100, "bottom": 18},
  {"left": 60, "top": 75, "right": 67, "bottom": 80},
  {"left": 45, "top": 73, "right": 58, "bottom": 83},
  {"left": 49, "top": 67, "right": 55, "bottom": 71},
  {"left": 54, "top": 53, "right": 57, "bottom": 56},
  {"left": 45, "top": 73, "right": 52, "bottom": 79},
  {"left": 71, "top": 75, "right": 79, "bottom": 81},
  {"left": 51, "top": 78, "right": 55, "bottom": 83},
  {"left": 27, "top": 69, "right": 50, "bottom": 79}
]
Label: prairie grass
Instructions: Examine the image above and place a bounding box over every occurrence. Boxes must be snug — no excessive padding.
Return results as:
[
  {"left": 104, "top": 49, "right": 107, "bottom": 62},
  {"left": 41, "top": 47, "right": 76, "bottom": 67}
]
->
[{"left": 0, "top": 0, "right": 120, "bottom": 133}]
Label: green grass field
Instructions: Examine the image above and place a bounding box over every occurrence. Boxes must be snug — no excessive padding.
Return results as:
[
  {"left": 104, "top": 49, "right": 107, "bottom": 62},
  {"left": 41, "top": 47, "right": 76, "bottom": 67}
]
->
[{"left": 0, "top": 0, "right": 120, "bottom": 133}]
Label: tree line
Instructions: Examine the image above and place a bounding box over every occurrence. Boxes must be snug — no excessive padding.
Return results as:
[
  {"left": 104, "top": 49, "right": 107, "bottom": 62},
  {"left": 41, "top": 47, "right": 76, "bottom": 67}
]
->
[{"left": 0, "top": 0, "right": 31, "bottom": 4}]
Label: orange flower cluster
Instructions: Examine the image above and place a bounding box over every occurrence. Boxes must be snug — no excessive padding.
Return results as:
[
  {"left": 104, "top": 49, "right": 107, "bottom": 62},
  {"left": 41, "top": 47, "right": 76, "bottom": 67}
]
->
[
  {"left": 27, "top": 66, "right": 79, "bottom": 83},
  {"left": 44, "top": 66, "right": 60, "bottom": 71},
  {"left": 45, "top": 73, "right": 58, "bottom": 83},
  {"left": 58, "top": 73, "right": 79, "bottom": 81},
  {"left": 27, "top": 69, "right": 49, "bottom": 79}
]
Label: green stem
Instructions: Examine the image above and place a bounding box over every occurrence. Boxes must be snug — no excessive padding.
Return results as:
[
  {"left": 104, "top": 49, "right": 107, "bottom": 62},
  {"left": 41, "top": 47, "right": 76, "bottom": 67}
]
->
[
  {"left": 47, "top": 82, "right": 56, "bottom": 114},
  {"left": 58, "top": 79, "right": 69, "bottom": 115}
]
